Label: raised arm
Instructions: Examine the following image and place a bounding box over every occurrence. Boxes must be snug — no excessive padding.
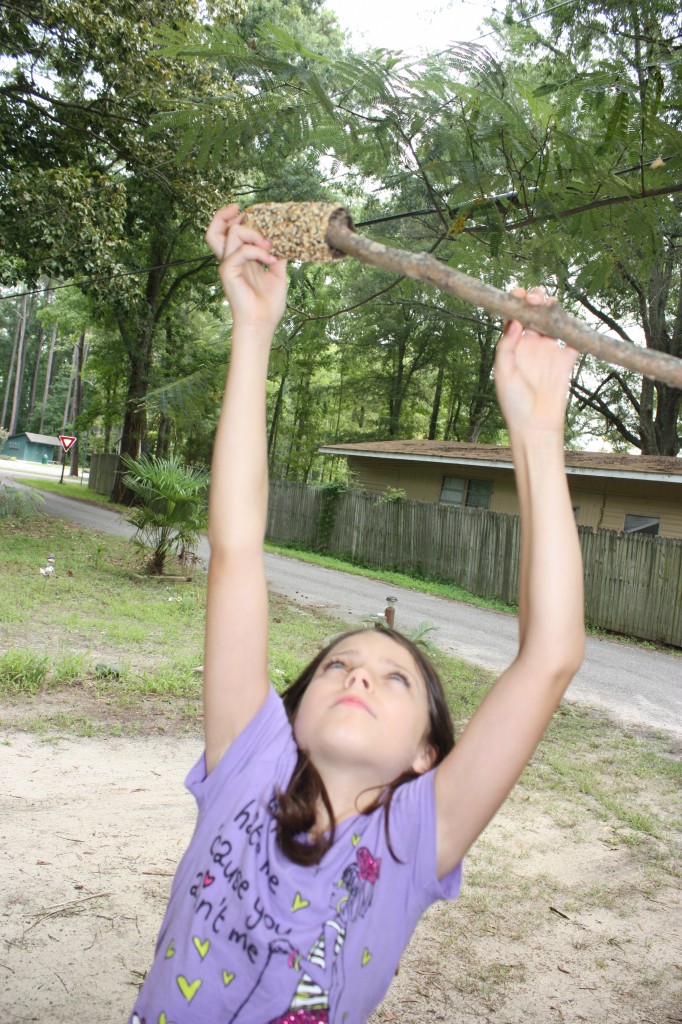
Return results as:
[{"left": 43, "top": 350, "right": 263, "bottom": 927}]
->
[
  {"left": 435, "top": 288, "right": 585, "bottom": 875},
  {"left": 202, "top": 206, "right": 287, "bottom": 773}
]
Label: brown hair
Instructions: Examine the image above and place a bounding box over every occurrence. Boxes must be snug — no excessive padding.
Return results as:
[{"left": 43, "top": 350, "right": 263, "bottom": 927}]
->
[{"left": 274, "top": 627, "right": 455, "bottom": 866}]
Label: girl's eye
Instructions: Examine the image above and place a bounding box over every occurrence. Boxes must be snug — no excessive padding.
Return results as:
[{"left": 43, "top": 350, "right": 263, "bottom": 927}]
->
[
  {"left": 326, "top": 659, "right": 346, "bottom": 670},
  {"left": 390, "top": 672, "right": 410, "bottom": 686}
]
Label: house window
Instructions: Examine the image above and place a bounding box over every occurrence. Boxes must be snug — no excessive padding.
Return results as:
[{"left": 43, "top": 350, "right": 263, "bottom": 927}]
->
[
  {"left": 623, "top": 514, "right": 660, "bottom": 536},
  {"left": 440, "top": 476, "right": 465, "bottom": 505},
  {"left": 466, "top": 479, "right": 493, "bottom": 509},
  {"left": 440, "top": 476, "right": 493, "bottom": 509}
]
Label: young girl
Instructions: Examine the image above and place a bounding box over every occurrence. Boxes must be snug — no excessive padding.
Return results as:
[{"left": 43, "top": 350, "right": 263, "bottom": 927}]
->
[{"left": 128, "top": 205, "right": 584, "bottom": 1024}]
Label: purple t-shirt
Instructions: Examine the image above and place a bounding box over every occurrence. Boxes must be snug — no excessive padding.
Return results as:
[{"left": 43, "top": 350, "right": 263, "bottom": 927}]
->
[{"left": 128, "top": 687, "right": 462, "bottom": 1024}]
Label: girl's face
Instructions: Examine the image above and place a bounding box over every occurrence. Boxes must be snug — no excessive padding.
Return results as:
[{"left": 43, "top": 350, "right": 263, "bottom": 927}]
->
[{"left": 293, "top": 630, "right": 436, "bottom": 783}]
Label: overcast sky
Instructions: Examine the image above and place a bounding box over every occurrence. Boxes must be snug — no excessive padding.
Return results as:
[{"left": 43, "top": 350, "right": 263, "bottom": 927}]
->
[{"left": 323, "top": 0, "right": 502, "bottom": 53}]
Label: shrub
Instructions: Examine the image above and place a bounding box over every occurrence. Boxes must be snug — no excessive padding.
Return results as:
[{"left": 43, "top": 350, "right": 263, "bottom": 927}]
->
[
  {"left": 121, "top": 454, "right": 209, "bottom": 575},
  {"left": 376, "top": 486, "right": 408, "bottom": 504}
]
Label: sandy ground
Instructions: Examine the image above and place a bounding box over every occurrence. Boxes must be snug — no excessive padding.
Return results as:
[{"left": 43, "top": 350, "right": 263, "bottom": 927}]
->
[{"left": 1, "top": 728, "right": 680, "bottom": 1024}]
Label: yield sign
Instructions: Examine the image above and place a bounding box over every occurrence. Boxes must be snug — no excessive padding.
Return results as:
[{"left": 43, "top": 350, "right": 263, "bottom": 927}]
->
[{"left": 59, "top": 435, "right": 77, "bottom": 453}]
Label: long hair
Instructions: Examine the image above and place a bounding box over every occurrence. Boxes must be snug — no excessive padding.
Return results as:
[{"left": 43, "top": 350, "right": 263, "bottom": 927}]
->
[{"left": 274, "top": 627, "right": 455, "bottom": 867}]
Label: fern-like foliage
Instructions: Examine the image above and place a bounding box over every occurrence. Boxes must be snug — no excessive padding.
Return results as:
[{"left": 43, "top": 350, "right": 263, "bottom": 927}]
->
[
  {"left": 121, "top": 454, "right": 210, "bottom": 575},
  {"left": 151, "top": 22, "right": 500, "bottom": 181}
]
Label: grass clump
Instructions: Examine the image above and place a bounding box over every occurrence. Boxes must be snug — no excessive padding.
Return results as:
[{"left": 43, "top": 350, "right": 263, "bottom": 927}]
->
[
  {"left": 52, "top": 653, "right": 90, "bottom": 685},
  {"left": 0, "top": 650, "right": 49, "bottom": 695},
  {"left": 0, "top": 481, "right": 44, "bottom": 521}
]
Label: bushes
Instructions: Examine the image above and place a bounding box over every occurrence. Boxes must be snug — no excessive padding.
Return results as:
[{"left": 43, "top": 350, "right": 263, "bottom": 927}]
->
[{"left": 121, "top": 454, "right": 209, "bottom": 575}]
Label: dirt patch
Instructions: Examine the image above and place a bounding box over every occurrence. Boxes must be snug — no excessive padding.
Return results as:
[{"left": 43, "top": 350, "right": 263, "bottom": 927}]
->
[{"left": 1, "top": 714, "right": 680, "bottom": 1024}]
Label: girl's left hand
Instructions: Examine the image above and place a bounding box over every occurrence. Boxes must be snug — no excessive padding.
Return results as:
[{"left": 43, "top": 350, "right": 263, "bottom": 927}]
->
[
  {"left": 205, "top": 204, "right": 288, "bottom": 331},
  {"left": 495, "top": 287, "right": 578, "bottom": 434}
]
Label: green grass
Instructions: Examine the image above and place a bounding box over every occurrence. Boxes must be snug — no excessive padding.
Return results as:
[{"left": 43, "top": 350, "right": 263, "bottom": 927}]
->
[
  {"left": 264, "top": 540, "right": 517, "bottom": 615},
  {"left": 11, "top": 485, "right": 679, "bottom": 655},
  {"left": 21, "top": 476, "right": 127, "bottom": 510},
  {"left": 0, "top": 650, "right": 49, "bottom": 694}
]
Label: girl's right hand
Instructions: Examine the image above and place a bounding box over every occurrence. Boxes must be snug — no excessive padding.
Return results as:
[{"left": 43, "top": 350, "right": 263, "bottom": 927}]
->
[
  {"left": 205, "top": 204, "right": 288, "bottom": 332},
  {"left": 494, "top": 287, "right": 577, "bottom": 435}
]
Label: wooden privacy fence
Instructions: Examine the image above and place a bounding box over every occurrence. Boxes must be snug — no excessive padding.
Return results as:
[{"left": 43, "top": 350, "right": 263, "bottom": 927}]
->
[
  {"left": 580, "top": 527, "right": 682, "bottom": 649},
  {"left": 88, "top": 453, "right": 119, "bottom": 496},
  {"left": 267, "top": 480, "right": 682, "bottom": 647}
]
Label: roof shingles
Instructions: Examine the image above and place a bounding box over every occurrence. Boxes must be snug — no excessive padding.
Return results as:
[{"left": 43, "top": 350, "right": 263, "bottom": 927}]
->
[{"left": 320, "top": 440, "right": 682, "bottom": 478}]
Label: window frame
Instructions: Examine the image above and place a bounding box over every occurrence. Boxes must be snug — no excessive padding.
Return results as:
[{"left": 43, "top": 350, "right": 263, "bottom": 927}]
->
[
  {"left": 440, "top": 474, "right": 493, "bottom": 510},
  {"left": 623, "top": 513, "right": 660, "bottom": 537}
]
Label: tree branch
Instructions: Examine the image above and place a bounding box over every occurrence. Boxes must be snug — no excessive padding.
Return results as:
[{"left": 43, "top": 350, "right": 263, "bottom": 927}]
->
[
  {"left": 326, "top": 220, "right": 682, "bottom": 388},
  {"left": 570, "top": 380, "right": 641, "bottom": 448},
  {"left": 572, "top": 292, "right": 634, "bottom": 342},
  {"left": 154, "top": 256, "right": 215, "bottom": 322},
  {"left": 463, "top": 181, "right": 682, "bottom": 236}
]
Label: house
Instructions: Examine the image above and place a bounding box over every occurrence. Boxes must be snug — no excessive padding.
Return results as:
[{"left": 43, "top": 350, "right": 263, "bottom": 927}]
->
[
  {"left": 318, "top": 440, "right": 682, "bottom": 539},
  {"left": 1, "top": 432, "right": 61, "bottom": 464}
]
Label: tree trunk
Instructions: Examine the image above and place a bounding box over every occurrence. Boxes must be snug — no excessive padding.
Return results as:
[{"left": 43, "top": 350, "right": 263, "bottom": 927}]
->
[
  {"left": 387, "top": 334, "right": 406, "bottom": 437},
  {"left": 283, "top": 386, "right": 307, "bottom": 479},
  {"left": 69, "top": 329, "right": 86, "bottom": 476},
  {"left": 38, "top": 323, "right": 58, "bottom": 434},
  {"left": 61, "top": 343, "right": 77, "bottom": 431},
  {"left": 27, "top": 324, "right": 46, "bottom": 426},
  {"left": 428, "top": 363, "right": 445, "bottom": 440},
  {"left": 103, "top": 383, "right": 114, "bottom": 452},
  {"left": 652, "top": 383, "right": 681, "bottom": 456},
  {"left": 1, "top": 298, "right": 23, "bottom": 430},
  {"left": 7, "top": 293, "right": 30, "bottom": 435},
  {"left": 444, "top": 385, "right": 461, "bottom": 440},
  {"left": 634, "top": 262, "right": 681, "bottom": 455},
  {"left": 155, "top": 413, "right": 171, "bottom": 458},
  {"left": 468, "top": 322, "right": 497, "bottom": 442},
  {"left": 267, "top": 369, "right": 287, "bottom": 471},
  {"left": 111, "top": 339, "right": 153, "bottom": 504}
]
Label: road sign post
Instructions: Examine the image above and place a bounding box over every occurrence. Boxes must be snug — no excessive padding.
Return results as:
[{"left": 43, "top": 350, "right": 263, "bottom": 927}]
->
[{"left": 58, "top": 435, "right": 77, "bottom": 483}]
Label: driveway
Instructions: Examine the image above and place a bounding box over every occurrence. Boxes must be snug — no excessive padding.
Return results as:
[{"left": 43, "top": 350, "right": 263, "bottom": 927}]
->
[{"left": 3, "top": 467, "right": 681, "bottom": 741}]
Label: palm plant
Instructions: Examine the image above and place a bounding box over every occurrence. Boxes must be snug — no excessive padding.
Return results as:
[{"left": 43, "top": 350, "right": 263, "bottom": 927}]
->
[{"left": 121, "top": 454, "right": 209, "bottom": 576}]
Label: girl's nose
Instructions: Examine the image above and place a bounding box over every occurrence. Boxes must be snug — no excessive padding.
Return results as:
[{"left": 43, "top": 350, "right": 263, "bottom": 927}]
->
[{"left": 344, "top": 667, "right": 372, "bottom": 690}]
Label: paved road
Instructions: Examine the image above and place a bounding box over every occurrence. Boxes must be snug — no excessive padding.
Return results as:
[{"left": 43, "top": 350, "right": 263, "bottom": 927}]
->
[{"left": 4, "top": 467, "right": 681, "bottom": 742}]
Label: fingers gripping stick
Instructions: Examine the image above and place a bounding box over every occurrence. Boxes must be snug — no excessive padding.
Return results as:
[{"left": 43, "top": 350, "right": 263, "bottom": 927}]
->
[{"left": 240, "top": 201, "right": 682, "bottom": 389}]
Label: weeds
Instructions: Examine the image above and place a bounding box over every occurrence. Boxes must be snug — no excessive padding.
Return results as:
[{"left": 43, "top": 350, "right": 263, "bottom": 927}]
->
[
  {"left": 0, "top": 482, "right": 44, "bottom": 521},
  {"left": 0, "top": 650, "right": 49, "bottom": 694}
]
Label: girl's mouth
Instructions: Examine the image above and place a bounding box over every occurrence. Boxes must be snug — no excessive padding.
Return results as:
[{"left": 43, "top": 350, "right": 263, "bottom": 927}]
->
[{"left": 333, "top": 696, "right": 375, "bottom": 717}]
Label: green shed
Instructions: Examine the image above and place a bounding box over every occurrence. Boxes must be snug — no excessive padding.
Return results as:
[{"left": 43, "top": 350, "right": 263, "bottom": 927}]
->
[{"left": 2, "top": 432, "right": 61, "bottom": 463}]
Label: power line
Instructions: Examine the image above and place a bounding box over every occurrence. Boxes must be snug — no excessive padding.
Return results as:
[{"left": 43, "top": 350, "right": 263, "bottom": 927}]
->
[
  {"left": 468, "top": 0, "right": 580, "bottom": 44},
  {"left": 0, "top": 255, "right": 216, "bottom": 303},
  {"left": 0, "top": 159, "right": 676, "bottom": 303}
]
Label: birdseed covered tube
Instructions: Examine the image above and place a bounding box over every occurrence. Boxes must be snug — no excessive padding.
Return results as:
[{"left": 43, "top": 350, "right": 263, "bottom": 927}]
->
[{"left": 241, "top": 202, "right": 354, "bottom": 262}]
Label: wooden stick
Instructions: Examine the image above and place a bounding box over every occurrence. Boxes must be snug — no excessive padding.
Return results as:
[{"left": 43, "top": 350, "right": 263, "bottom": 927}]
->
[
  {"left": 326, "top": 220, "right": 682, "bottom": 390},
  {"left": 24, "top": 891, "right": 111, "bottom": 933}
]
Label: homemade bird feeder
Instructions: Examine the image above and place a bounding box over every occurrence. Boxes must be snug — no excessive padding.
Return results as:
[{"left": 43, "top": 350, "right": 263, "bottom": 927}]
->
[{"left": 242, "top": 201, "right": 682, "bottom": 390}]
